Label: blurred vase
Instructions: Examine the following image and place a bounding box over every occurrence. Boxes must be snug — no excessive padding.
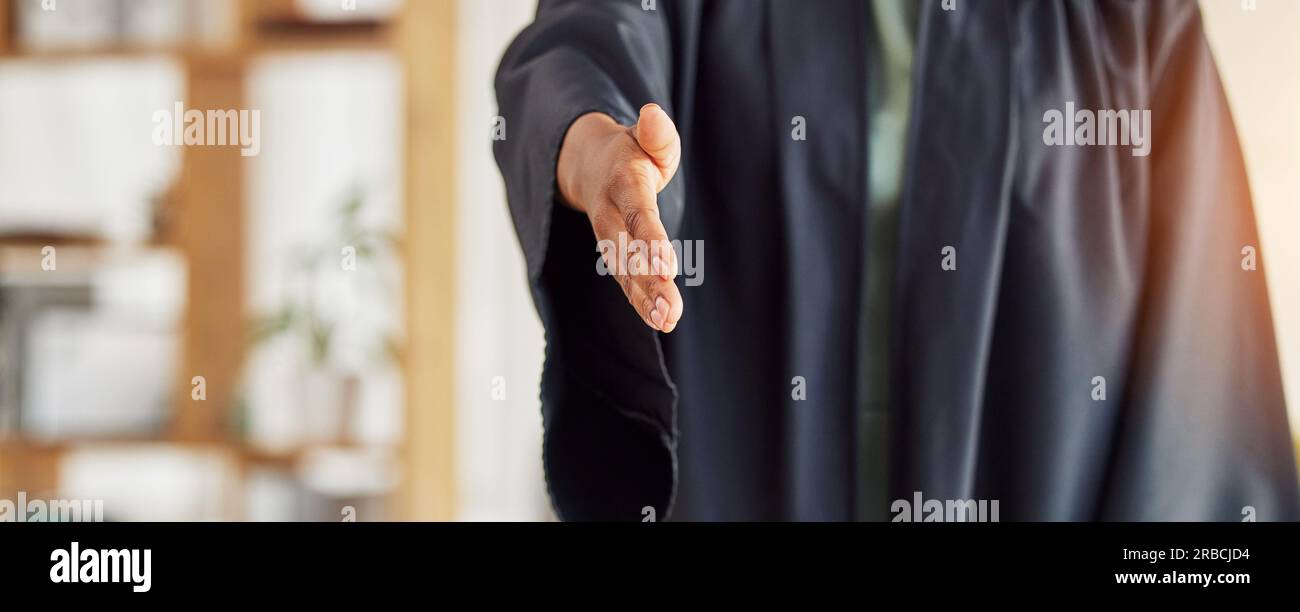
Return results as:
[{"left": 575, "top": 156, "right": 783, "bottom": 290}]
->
[{"left": 300, "top": 368, "right": 358, "bottom": 445}]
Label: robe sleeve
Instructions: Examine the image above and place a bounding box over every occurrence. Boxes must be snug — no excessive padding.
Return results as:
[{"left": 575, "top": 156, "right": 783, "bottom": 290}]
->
[
  {"left": 492, "top": 0, "right": 682, "bottom": 521},
  {"left": 1101, "top": 1, "right": 1300, "bottom": 520}
]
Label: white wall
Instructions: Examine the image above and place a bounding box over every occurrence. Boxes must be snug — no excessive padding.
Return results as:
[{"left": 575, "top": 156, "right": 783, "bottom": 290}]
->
[
  {"left": 454, "top": 0, "right": 550, "bottom": 521},
  {"left": 1201, "top": 0, "right": 1300, "bottom": 438}
]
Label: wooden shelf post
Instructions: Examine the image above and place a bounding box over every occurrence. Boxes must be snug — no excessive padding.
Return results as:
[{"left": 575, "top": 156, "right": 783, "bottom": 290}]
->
[
  {"left": 396, "top": 0, "right": 458, "bottom": 522},
  {"left": 170, "top": 53, "right": 248, "bottom": 443}
]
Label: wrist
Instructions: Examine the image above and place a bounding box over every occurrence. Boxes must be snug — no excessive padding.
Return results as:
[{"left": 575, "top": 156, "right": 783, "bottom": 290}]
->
[{"left": 557, "top": 112, "right": 622, "bottom": 213}]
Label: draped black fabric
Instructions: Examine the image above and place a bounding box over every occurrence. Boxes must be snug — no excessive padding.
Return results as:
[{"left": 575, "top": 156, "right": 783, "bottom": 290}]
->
[{"left": 492, "top": 0, "right": 1300, "bottom": 521}]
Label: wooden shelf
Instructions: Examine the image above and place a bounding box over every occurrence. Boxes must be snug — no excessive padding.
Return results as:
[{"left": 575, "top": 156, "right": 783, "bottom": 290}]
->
[
  {"left": 0, "top": 0, "right": 9, "bottom": 56},
  {"left": 0, "top": 0, "right": 398, "bottom": 61},
  {"left": 0, "top": 437, "right": 352, "bottom": 468},
  {"left": 249, "top": 24, "right": 394, "bottom": 54},
  {"left": 0, "top": 0, "right": 460, "bottom": 521},
  {"left": 0, "top": 232, "right": 103, "bottom": 248}
]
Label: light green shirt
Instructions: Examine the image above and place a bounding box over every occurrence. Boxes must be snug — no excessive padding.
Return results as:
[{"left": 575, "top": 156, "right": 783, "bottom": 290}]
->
[{"left": 858, "top": 0, "right": 918, "bottom": 521}]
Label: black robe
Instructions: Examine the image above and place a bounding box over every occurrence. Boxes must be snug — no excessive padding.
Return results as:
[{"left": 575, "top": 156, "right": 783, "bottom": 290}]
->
[{"left": 492, "top": 0, "right": 1300, "bottom": 521}]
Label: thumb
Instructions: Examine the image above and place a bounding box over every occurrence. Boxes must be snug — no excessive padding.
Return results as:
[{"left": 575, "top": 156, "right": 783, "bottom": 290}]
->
[{"left": 634, "top": 103, "right": 681, "bottom": 188}]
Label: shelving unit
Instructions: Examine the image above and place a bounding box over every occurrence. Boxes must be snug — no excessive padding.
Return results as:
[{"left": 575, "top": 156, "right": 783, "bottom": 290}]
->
[{"left": 0, "top": 0, "right": 457, "bottom": 521}]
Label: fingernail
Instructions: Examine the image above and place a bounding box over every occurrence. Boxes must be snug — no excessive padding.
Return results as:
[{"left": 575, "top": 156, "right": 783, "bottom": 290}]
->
[
  {"left": 641, "top": 103, "right": 660, "bottom": 114},
  {"left": 650, "top": 308, "right": 664, "bottom": 329},
  {"left": 654, "top": 297, "right": 669, "bottom": 324},
  {"left": 644, "top": 299, "right": 661, "bottom": 330},
  {"left": 663, "top": 244, "right": 678, "bottom": 277}
]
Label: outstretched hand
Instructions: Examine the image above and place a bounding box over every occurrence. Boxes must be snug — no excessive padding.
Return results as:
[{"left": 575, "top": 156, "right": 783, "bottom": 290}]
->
[{"left": 556, "top": 104, "right": 684, "bottom": 333}]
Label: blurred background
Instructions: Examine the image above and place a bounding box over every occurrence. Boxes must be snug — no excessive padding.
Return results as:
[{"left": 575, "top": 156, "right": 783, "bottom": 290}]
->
[{"left": 0, "top": 0, "right": 1295, "bottom": 521}]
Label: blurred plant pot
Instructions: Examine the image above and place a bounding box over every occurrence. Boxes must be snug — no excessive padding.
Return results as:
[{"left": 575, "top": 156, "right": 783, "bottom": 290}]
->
[{"left": 301, "top": 368, "right": 358, "bottom": 445}]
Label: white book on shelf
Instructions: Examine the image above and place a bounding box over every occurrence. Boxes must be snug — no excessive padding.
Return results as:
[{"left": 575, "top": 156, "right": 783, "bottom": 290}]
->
[
  {"left": 15, "top": 0, "right": 120, "bottom": 51},
  {"left": 295, "top": 0, "right": 403, "bottom": 22},
  {"left": 59, "top": 445, "right": 238, "bottom": 521},
  {"left": 120, "top": 0, "right": 191, "bottom": 47},
  {"left": 0, "top": 56, "right": 183, "bottom": 241},
  {"left": 21, "top": 308, "right": 176, "bottom": 440}
]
